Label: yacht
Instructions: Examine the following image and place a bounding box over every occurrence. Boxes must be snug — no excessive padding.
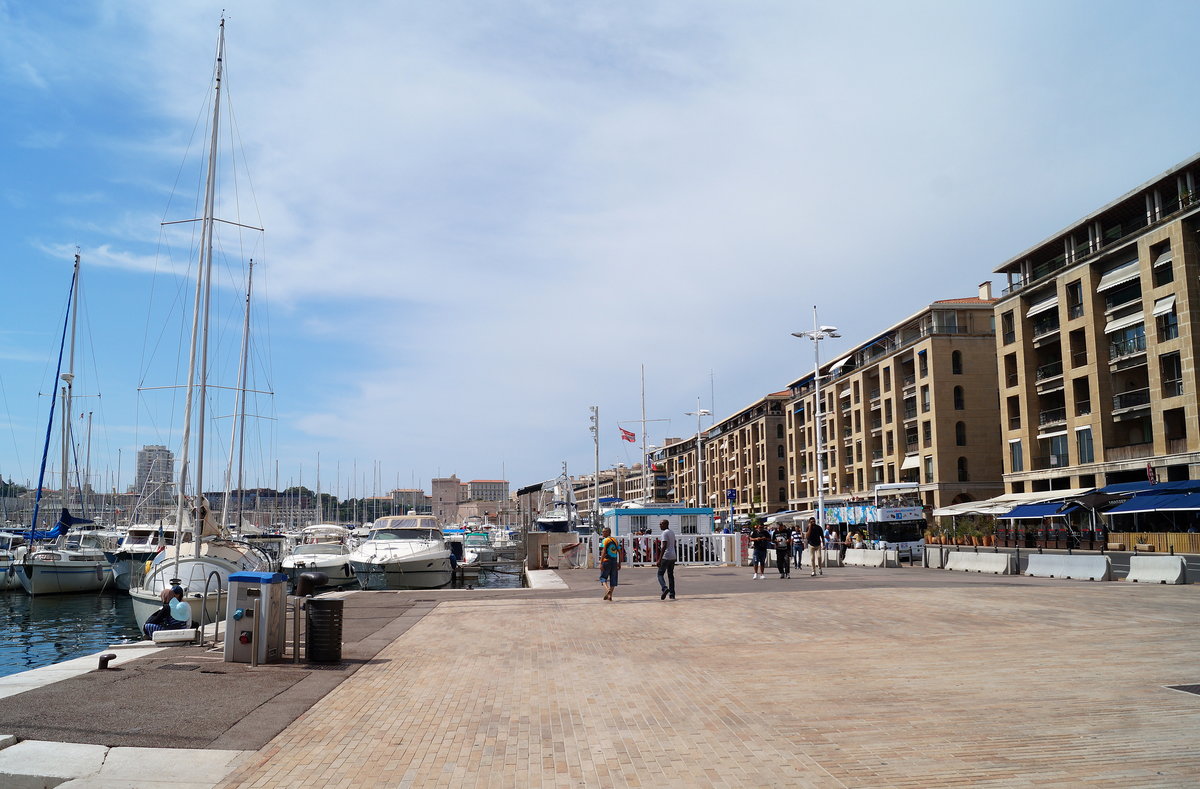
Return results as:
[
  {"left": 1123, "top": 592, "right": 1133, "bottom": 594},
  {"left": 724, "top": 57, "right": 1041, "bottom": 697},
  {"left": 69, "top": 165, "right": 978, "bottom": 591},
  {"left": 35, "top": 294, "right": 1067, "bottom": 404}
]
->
[
  {"left": 104, "top": 522, "right": 193, "bottom": 591},
  {"left": 281, "top": 524, "right": 358, "bottom": 589},
  {"left": 14, "top": 510, "right": 119, "bottom": 595},
  {"left": 348, "top": 515, "right": 453, "bottom": 590}
]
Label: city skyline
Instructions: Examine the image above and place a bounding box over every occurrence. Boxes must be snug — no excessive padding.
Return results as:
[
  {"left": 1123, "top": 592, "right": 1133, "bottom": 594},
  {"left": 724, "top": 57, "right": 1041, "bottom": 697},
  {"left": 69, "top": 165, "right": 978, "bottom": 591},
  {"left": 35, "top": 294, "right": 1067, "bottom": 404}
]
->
[{"left": 3, "top": 2, "right": 1200, "bottom": 496}]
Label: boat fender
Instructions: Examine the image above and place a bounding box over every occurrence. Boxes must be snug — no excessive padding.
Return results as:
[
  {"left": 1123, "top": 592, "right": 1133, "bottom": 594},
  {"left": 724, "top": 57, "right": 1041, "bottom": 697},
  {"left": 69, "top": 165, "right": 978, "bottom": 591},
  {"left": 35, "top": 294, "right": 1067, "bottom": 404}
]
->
[{"left": 170, "top": 598, "right": 192, "bottom": 625}]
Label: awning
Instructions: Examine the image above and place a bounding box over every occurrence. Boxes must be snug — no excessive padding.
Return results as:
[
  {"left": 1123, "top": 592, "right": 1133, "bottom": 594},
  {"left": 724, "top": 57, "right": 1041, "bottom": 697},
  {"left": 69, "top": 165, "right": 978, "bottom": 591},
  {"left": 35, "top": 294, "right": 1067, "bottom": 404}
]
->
[
  {"left": 1104, "top": 312, "right": 1144, "bottom": 334},
  {"left": 998, "top": 502, "right": 1079, "bottom": 519},
  {"left": 1036, "top": 429, "right": 1068, "bottom": 440},
  {"left": 1105, "top": 492, "right": 1200, "bottom": 514},
  {"left": 1095, "top": 259, "right": 1140, "bottom": 292},
  {"left": 900, "top": 455, "right": 921, "bottom": 470},
  {"left": 1152, "top": 294, "right": 1176, "bottom": 317},
  {"left": 1153, "top": 249, "right": 1173, "bottom": 267},
  {"left": 1025, "top": 294, "right": 1059, "bottom": 319},
  {"left": 829, "top": 355, "right": 852, "bottom": 373}
]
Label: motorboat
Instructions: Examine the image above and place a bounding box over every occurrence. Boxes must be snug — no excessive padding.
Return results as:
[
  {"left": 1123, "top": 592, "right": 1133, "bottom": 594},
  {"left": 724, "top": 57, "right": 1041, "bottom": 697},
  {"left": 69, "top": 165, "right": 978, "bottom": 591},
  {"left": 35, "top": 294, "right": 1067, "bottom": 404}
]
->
[
  {"left": 535, "top": 468, "right": 579, "bottom": 533},
  {"left": 1, "top": 532, "right": 27, "bottom": 591},
  {"left": 104, "top": 522, "right": 193, "bottom": 591},
  {"left": 348, "top": 515, "right": 453, "bottom": 590},
  {"left": 281, "top": 524, "right": 358, "bottom": 589}
]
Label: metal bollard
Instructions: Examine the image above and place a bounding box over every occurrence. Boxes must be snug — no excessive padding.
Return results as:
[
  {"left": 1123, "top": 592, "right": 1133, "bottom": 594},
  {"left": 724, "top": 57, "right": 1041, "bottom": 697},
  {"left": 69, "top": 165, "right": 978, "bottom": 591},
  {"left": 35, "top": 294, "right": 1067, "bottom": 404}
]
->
[{"left": 97, "top": 653, "right": 117, "bottom": 670}]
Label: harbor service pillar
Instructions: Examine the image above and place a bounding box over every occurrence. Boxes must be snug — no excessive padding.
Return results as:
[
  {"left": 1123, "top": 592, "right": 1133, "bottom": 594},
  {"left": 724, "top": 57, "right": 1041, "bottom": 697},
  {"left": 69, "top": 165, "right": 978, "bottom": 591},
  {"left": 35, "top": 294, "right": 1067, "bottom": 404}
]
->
[{"left": 224, "top": 571, "right": 287, "bottom": 664}]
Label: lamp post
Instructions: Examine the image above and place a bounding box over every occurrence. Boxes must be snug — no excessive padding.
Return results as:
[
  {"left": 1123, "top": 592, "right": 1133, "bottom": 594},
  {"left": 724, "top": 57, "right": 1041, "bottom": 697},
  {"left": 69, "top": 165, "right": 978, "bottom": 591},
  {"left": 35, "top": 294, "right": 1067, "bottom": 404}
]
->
[
  {"left": 685, "top": 398, "right": 711, "bottom": 508},
  {"left": 792, "top": 307, "right": 840, "bottom": 530}
]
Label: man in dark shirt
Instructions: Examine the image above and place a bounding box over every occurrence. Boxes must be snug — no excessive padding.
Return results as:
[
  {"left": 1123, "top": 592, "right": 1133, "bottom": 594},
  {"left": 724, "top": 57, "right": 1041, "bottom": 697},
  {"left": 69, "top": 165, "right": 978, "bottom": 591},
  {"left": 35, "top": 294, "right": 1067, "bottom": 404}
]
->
[
  {"left": 772, "top": 524, "right": 792, "bottom": 579},
  {"left": 749, "top": 523, "right": 770, "bottom": 579}
]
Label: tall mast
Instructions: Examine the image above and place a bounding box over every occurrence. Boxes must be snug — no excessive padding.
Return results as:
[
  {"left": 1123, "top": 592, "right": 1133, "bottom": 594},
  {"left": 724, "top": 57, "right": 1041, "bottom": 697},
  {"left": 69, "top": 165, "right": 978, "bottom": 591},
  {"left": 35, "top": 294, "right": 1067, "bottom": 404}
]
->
[
  {"left": 60, "top": 252, "right": 80, "bottom": 513},
  {"left": 176, "top": 17, "right": 225, "bottom": 558},
  {"left": 221, "top": 258, "right": 254, "bottom": 530},
  {"left": 640, "top": 365, "right": 648, "bottom": 504}
]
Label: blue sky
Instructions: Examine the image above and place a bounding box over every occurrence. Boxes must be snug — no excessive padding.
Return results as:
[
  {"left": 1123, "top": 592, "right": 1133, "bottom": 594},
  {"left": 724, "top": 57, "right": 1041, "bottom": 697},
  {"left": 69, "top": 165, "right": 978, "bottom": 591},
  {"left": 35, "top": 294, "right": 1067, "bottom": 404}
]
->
[{"left": 2, "top": 1, "right": 1199, "bottom": 501}]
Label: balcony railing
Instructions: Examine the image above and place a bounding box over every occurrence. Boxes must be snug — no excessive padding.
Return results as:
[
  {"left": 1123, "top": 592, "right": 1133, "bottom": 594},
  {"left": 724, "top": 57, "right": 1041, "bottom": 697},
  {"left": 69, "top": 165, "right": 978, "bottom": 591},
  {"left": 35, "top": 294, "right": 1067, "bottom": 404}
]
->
[
  {"left": 1071, "top": 350, "right": 1088, "bottom": 367},
  {"left": 1008, "top": 416, "right": 1021, "bottom": 430},
  {"left": 1002, "top": 330, "right": 1016, "bottom": 344},
  {"left": 1163, "top": 378, "right": 1184, "bottom": 398},
  {"left": 1035, "top": 360, "right": 1064, "bottom": 380},
  {"left": 902, "top": 405, "right": 918, "bottom": 420},
  {"left": 1075, "top": 400, "right": 1092, "bottom": 416},
  {"left": 1034, "top": 452, "right": 1070, "bottom": 469},
  {"left": 871, "top": 449, "right": 883, "bottom": 460},
  {"left": 1109, "top": 333, "right": 1147, "bottom": 360},
  {"left": 1106, "top": 442, "right": 1153, "bottom": 461},
  {"left": 869, "top": 419, "right": 882, "bottom": 431},
  {"left": 1038, "top": 408, "right": 1067, "bottom": 426},
  {"left": 905, "top": 439, "right": 919, "bottom": 452},
  {"left": 901, "top": 374, "right": 916, "bottom": 388},
  {"left": 1067, "top": 303, "right": 1084, "bottom": 319},
  {"left": 1032, "top": 316, "right": 1060, "bottom": 338},
  {"left": 869, "top": 388, "right": 880, "bottom": 401},
  {"left": 1113, "top": 387, "right": 1151, "bottom": 410},
  {"left": 1006, "top": 372, "right": 1018, "bottom": 387}
]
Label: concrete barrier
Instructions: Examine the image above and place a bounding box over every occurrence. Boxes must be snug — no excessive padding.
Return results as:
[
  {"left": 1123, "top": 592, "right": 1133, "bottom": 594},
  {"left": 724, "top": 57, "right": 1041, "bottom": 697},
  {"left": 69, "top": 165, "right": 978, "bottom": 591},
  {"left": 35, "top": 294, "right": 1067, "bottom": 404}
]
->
[
  {"left": 1126, "top": 555, "right": 1188, "bottom": 584},
  {"left": 1025, "top": 553, "right": 1112, "bottom": 581},
  {"left": 924, "top": 546, "right": 945, "bottom": 569},
  {"left": 797, "top": 549, "right": 843, "bottom": 568},
  {"left": 842, "top": 548, "right": 887, "bottom": 568},
  {"left": 945, "top": 552, "right": 1014, "bottom": 574}
]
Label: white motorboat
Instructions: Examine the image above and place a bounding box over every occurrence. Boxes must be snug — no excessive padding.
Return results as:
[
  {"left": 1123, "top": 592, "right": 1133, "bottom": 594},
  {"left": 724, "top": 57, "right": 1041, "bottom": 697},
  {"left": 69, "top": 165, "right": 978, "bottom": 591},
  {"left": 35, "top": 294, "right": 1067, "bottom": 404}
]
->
[
  {"left": 1, "top": 532, "right": 26, "bottom": 590},
  {"left": 104, "top": 522, "right": 193, "bottom": 591},
  {"left": 348, "top": 515, "right": 453, "bottom": 590},
  {"left": 535, "top": 468, "right": 579, "bottom": 532},
  {"left": 281, "top": 525, "right": 358, "bottom": 589}
]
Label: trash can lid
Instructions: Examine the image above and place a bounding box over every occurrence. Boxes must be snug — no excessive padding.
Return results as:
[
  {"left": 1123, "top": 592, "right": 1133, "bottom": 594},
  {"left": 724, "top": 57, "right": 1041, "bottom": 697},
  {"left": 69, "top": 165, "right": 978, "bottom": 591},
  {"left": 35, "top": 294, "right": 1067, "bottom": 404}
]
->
[{"left": 228, "top": 571, "right": 287, "bottom": 584}]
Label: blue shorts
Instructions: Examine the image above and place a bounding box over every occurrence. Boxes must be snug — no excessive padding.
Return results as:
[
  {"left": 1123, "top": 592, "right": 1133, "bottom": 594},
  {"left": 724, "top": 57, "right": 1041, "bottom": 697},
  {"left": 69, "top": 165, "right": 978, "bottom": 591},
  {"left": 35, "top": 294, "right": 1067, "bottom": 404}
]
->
[
  {"left": 752, "top": 549, "right": 768, "bottom": 565},
  {"left": 600, "top": 558, "right": 619, "bottom": 587}
]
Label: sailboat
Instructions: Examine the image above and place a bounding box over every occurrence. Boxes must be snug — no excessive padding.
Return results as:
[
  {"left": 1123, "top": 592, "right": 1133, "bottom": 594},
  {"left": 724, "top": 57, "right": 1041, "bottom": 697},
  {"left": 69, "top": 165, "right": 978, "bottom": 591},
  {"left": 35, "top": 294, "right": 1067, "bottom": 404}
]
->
[
  {"left": 128, "top": 18, "right": 271, "bottom": 630},
  {"left": 15, "top": 254, "right": 116, "bottom": 595},
  {"left": 535, "top": 463, "right": 580, "bottom": 533}
]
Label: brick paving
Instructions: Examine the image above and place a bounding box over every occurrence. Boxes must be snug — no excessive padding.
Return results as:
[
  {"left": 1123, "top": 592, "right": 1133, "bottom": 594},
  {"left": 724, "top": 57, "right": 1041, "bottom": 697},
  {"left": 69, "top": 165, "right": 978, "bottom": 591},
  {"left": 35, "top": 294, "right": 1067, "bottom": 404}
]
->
[{"left": 218, "top": 568, "right": 1200, "bottom": 788}]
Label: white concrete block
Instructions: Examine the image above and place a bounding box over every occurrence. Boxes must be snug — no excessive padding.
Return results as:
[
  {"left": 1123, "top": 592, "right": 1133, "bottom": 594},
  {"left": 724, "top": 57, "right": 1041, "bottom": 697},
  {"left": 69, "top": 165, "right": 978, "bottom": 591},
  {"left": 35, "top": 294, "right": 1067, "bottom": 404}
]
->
[
  {"left": 1126, "top": 555, "right": 1188, "bottom": 584},
  {"left": 945, "top": 552, "right": 1014, "bottom": 574},
  {"left": 525, "top": 569, "right": 568, "bottom": 589},
  {"left": 1025, "top": 553, "right": 1112, "bottom": 581},
  {"left": 0, "top": 740, "right": 107, "bottom": 788}
]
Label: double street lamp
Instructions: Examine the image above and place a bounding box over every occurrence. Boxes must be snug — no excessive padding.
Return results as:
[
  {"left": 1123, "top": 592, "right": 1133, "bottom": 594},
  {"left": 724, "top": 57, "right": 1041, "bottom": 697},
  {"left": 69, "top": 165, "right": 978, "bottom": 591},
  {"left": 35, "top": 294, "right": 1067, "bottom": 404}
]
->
[
  {"left": 792, "top": 307, "right": 840, "bottom": 529},
  {"left": 685, "top": 399, "right": 712, "bottom": 508}
]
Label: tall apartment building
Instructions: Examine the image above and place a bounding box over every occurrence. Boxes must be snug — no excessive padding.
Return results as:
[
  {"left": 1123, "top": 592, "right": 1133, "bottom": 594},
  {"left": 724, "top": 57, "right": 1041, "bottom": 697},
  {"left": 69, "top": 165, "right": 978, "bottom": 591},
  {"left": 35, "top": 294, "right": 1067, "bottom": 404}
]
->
[
  {"left": 133, "top": 444, "right": 174, "bottom": 503},
  {"left": 701, "top": 392, "right": 790, "bottom": 518},
  {"left": 656, "top": 436, "right": 698, "bottom": 505},
  {"left": 467, "top": 479, "right": 509, "bottom": 501},
  {"left": 786, "top": 292, "right": 1003, "bottom": 511},
  {"left": 431, "top": 474, "right": 463, "bottom": 522},
  {"left": 994, "top": 155, "right": 1200, "bottom": 491}
]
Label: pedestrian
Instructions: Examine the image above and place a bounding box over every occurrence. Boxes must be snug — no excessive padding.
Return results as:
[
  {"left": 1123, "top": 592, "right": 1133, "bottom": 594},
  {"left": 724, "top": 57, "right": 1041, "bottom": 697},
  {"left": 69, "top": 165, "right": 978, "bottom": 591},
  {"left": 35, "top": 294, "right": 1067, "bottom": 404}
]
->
[
  {"left": 792, "top": 526, "right": 804, "bottom": 567},
  {"left": 599, "top": 527, "right": 620, "bottom": 601},
  {"left": 805, "top": 517, "right": 824, "bottom": 576},
  {"left": 657, "top": 518, "right": 677, "bottom": 600},
  {"left": 749, "top": 520, "right": 770, "bottom": 579},
  {"left": 773, "top": 523, "right": 792, "bottom": 579}
]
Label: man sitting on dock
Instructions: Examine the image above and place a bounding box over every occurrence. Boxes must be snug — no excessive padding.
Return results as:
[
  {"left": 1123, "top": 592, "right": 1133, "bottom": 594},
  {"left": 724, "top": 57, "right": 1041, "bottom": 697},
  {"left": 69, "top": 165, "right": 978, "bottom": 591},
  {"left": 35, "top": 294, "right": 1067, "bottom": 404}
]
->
[{"left": 143, "top": 585, "right": 192, "bottom": 639}]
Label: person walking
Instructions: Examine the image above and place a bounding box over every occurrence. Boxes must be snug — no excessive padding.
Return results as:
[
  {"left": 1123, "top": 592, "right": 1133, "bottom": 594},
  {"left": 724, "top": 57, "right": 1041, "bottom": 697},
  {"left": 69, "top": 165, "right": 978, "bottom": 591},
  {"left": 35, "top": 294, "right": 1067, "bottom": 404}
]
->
[
  {"left": 773, "top": 523, "right": 792, "bottom": 579},
  {"left": 805, "top": 517, "right": 824, "bottom": 576},
  {"left": 792, "top": 526, "right": 804, "bottom": 568},
  {"left": 656, "top": 518, "right": 677, "bottom": 600},
  {"left": 599, "top": 527, "right": 620, "bottom": 601},
  {"left": 748, "top": 521, "right": 770, "bottom": 579}
]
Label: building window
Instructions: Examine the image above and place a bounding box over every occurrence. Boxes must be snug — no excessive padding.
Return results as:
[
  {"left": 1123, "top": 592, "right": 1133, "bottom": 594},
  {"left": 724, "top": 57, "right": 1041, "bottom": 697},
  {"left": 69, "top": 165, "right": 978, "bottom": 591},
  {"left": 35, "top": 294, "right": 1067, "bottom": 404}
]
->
[
  {"left": 1077, "top": 428, "right": 1094, "bottom": 464},
  {"left": 953, "top": 386, "right": 965, "bottom": 410},
  {"left": 919, "top": 351, "right": 928, "bottom": 377},
  {"left": 1001, "top": 311, "right": 1015, "bottom": 344},
  {"left": 923, "top": 455, "right": 934, "bottom": 483},
  {"left": 922, "top": 421, "right": 932, "bottom": 447},
  {"left": 920, "top": 385, "right": 930, "bottom": 413},
  {"left": 630, "top": 515, "right": 648, "bottom": 531},
  {"left": 776, "top": 445, "right": 785, "bottom": 459},
  {"left": 957, "top": 457, "right": 969, "bottom": 482},
  {"left": 1161, "top": 352, "right": 1183, "bottom": 397},
  {"left": 680, "top": 515, "right": 698, "bottom": 534},
  {"left": 1066, "top": 280, "right": 1084, "bottom": 319},
  {"left": 1010, "top": 440, "right": 1024, "bottom": 472},
  {"left": 955, "top": 421, "right": 967, "bottom": 446},
  {"left": 776, "top": 424, "right": 784, "bottom": 439},
  {"left": 1157, "top": 308, "right": 1179, "bottom": 342},
  {"left": 951, "top": 350, "right": 963, "bottom": 375},
  {"left": 1152, "top": 242, "right": 1174, "bottom": 287},
  {"left": 778, "top": 487, "right": 786, "bottom": 502},
  {"left": 777, "top": 467, "right": 785, "bottom": 481},
  {"left": 883, "top": 368, "right": 891, "bottom": 391}
]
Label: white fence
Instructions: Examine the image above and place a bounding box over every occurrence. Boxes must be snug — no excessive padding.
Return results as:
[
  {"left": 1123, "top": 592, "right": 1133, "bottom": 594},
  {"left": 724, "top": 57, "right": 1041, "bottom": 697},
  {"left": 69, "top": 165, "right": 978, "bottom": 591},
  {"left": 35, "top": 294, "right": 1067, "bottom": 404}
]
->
[{"left": 579, "top": 534, "right": 738, "bottom": 567}]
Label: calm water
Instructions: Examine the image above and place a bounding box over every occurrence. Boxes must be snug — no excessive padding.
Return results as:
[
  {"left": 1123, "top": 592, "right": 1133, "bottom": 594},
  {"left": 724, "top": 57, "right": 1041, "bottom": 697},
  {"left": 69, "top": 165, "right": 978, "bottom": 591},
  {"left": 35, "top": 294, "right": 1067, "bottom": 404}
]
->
[{"left": 0, "top": 591, "right": 143, "bottom": 678}]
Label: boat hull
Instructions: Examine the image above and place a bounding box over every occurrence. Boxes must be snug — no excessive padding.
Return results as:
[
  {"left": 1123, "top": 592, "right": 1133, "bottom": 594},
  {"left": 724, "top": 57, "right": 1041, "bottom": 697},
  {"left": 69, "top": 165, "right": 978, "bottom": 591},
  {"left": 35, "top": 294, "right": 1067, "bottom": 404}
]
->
[
  {"left": 350, "top": 556, "right": 453, "bottom": 590},
  {"left": 15, "top": 554, "right": 111, "bottom": 595},
  {"left": 281, "top": 556, "right": 359, "bottom": 589}
]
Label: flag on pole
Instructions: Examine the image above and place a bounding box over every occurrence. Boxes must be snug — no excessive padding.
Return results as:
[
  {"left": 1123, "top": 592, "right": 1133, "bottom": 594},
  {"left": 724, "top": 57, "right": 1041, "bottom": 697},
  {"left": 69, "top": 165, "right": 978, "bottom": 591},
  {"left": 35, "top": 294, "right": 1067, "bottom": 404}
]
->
[{"left": 619, "top": 428, "right": 636, "bottom": 443}]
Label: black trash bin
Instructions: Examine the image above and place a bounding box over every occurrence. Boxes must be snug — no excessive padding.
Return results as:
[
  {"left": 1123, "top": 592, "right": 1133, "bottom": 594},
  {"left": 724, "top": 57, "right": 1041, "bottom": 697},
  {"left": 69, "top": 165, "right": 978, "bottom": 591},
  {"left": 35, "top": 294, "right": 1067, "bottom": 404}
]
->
[{"left": 305, "top": 597, "right": 344, "bottom": 663}]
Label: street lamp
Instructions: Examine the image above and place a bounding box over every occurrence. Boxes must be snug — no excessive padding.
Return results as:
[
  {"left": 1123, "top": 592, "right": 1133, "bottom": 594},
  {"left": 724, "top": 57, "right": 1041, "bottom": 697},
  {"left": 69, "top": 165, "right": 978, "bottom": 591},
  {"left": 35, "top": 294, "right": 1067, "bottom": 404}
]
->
[
  {"left": 685, "top": 398, "right": 711, "bottom": 508},
  {"left": 792, "top": 306, "right": 840, "bottom": 530}
]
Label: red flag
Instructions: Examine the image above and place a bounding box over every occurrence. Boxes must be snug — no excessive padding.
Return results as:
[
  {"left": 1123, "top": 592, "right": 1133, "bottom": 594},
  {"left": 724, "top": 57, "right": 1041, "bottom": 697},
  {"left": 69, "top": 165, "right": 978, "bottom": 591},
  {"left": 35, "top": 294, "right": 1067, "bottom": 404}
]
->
[{"left": 620, "top": 428, "right": 636, "bottom": 443}]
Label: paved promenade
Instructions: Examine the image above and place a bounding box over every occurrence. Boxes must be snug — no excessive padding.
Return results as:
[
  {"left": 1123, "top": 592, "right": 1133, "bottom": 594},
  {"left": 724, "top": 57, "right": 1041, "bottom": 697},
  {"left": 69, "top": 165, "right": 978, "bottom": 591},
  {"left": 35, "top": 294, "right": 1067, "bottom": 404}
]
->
[
  {"left": 218, "top": 566, "right": 1198, "bottom": 788},
  {"left": 1, "top": 564, "right": 1197, "bottom": 787}
]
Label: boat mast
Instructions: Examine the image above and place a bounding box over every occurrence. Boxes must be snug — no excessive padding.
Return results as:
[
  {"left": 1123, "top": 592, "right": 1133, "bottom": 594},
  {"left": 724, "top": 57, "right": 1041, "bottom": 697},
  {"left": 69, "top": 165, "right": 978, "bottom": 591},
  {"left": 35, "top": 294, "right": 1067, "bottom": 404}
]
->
[
  {"left": 640, "top": 364, "right": 647, "bottom": 505},
  {"left": 60, "top": 252, "right": 80, "bottom": 516},
  {"left": 221, "top": 258, "right": 253, "bottom": 531},
  {"left": 175, "top": 17, "right": 225, "bottom": 559}
]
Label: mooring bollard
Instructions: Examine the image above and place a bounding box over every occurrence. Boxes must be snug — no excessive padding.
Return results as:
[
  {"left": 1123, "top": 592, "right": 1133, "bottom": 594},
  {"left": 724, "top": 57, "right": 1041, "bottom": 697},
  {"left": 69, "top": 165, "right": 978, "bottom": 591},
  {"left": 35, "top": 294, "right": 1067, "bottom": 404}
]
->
[{"left": 97, "top": 653, "right": 117, "bottom": 670}]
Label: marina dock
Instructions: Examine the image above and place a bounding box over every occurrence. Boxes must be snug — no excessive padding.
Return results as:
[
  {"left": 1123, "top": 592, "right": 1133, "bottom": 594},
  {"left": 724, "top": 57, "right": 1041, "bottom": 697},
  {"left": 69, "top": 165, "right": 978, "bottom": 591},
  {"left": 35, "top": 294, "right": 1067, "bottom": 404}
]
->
[{"left": 0, "top": 564, "right": 1197, "bottom": 787}]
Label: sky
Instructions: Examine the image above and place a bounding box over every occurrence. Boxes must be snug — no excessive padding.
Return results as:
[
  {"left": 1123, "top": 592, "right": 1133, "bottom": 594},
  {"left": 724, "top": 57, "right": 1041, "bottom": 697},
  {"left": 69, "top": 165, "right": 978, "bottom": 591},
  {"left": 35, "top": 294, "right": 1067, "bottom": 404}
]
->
[{"left": 2, "top": 0, "right": 1200, "bottom": 501}]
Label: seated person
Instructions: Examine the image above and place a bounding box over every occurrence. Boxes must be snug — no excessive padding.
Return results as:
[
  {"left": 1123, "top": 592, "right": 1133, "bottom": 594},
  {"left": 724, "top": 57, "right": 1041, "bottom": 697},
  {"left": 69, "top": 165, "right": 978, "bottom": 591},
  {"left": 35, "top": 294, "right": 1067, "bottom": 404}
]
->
[{"left": 143, "top": 585, "right": 192, "bottom": 638}]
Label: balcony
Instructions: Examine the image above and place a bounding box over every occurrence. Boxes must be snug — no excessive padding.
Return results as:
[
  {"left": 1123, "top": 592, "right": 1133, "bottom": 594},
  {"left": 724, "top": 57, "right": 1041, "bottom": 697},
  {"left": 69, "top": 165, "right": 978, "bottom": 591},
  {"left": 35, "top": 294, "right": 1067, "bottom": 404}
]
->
[
  {"left": 1035, "top": 360, "right": 1064, "bottom": 381},
  {"left": 905, "top": 439, "right": 919, "bottom": 453},
  {"left": 1109, "top": 333, "right": 1147, "bottom": 361},
  {"left": 1035, "top": 453, "right": 1070, "bottom": 469},
  {"left": 1031, "top": 316, "right": 1060, "bottom": 339},
  {"left": 1106, "top": 442, "right": 1153, "bottom": 461},
  {"left": 901, "top": 374, "right": 917, "bottom": 389},
  {"left": 902, "top": 405, "right": 918, "bottom": 421},
  {"left": 1038, "top": 408, "right": 1067, "bottom": 426},
  {"left": 868, "top": 388, "right": 880, "bottom": 402},
  {"left": 1113, "top": 387, "right": 1151, "bottom": 411},
  {"left": 1067, "top": 303, "right": 1085, "bottom": 319},
  {"left": 871, "top": 449, "right": 883, "bottom": 461},
  {"left": 1075, "top": 400, "right": 1092, "bottom": 416},
  {"left": 1008, "top": 416, "right": 1021, "bottom": 430}
]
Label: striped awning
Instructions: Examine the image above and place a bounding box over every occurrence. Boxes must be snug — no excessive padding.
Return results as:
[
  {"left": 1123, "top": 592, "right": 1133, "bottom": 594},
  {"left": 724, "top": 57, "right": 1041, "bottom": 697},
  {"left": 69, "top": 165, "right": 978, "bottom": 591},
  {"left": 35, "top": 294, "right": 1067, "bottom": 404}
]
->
[{"left": 1095, "top": 259, "right": 1140, "bottom": 292}]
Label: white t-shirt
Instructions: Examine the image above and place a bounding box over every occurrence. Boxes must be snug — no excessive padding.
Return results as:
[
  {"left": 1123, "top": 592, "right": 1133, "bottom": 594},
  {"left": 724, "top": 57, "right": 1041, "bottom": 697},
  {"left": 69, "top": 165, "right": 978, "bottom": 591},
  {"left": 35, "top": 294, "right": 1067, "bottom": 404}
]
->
[{"left": 660, "top": 528, "right": 677, "bottom": 561}]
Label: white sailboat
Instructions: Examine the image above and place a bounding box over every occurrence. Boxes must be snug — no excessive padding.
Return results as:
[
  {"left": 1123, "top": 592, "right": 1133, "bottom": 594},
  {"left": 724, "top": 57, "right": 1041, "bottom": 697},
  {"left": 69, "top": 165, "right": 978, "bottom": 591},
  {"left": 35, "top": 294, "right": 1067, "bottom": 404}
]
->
[{"left": 128, "top": 18, "right": 271, "bottom": 631}]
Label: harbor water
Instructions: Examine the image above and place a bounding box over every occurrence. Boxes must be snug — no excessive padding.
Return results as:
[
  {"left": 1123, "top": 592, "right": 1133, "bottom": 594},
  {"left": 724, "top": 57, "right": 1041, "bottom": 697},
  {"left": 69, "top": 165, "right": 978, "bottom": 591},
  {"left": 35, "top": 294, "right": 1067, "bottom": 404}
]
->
[{"left": 0, "top": 591, "right": 144, "bottom": 679}]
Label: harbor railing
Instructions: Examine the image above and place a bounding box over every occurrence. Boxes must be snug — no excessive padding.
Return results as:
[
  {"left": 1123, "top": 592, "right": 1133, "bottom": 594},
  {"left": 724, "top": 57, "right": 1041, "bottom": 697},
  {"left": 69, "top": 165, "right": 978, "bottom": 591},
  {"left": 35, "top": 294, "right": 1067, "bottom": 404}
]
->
[{"left": 578, "top": 533, "right": 738, "bottom": 567}]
